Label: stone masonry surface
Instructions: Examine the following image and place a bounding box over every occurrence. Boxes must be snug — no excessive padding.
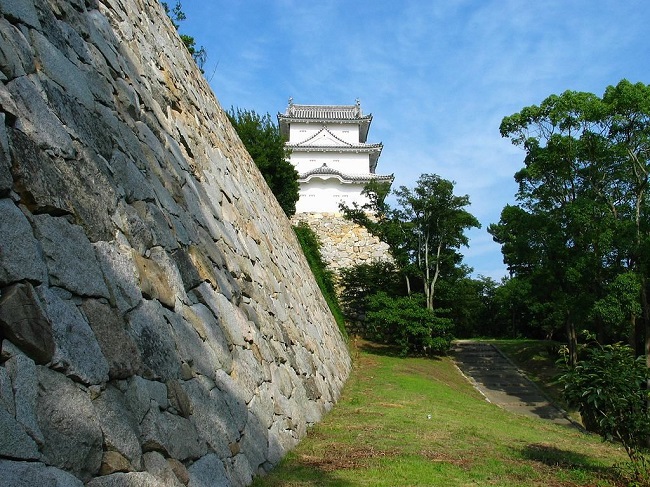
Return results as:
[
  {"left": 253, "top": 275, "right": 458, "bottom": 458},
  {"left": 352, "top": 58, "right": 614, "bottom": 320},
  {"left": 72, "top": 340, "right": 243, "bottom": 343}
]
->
[
  {"left": 0, "top": 0, "right": 351, "bottom": 485},
  {"left": 291, "top": 212, "right": 392, "bottom": 274}
]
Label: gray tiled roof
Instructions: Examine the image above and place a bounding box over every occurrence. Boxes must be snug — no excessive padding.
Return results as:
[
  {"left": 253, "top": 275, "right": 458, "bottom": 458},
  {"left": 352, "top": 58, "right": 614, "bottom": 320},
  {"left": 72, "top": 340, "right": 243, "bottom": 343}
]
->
[
  {"left": 278, "top": 99, "right": 374, "bottom": 149},
  {"left": 285, "top": 104, "right": 370, "bottom": 120}
]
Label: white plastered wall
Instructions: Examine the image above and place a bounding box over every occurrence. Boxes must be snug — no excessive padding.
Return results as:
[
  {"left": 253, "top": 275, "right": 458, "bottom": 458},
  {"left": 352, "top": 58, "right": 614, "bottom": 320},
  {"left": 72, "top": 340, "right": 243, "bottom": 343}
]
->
[
  {"left": 291, "top": 151, "right": 370, "bottom": 174},
  {"left": 289, "top": 123, "right": 360, "bottom": 145},
  {"left": 296, "top": 179, "right": 370, "bottom": 213}
]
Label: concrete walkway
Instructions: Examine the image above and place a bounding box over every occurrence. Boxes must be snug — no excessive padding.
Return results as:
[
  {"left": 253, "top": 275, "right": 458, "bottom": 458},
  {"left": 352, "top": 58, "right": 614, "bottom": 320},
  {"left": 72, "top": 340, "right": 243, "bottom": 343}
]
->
[{"left": 452, "top": 340, "right": 574, "bottom": 426}]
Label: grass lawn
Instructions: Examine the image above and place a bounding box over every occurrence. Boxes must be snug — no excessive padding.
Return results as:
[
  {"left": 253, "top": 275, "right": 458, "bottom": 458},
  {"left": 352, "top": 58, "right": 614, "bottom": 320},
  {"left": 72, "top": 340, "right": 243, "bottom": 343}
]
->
[{"left": 253, "top": 341, "right": 630, "bottom": 487}]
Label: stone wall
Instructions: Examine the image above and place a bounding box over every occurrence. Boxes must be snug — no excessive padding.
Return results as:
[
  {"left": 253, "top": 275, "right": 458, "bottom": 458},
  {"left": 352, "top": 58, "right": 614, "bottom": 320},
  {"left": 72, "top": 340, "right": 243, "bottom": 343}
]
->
[
  {"left": 292, "top": 213, "right": 392, "bottom": 274},
  {"left": 0, "top": 0, "right": 351, "bottom": 485}
]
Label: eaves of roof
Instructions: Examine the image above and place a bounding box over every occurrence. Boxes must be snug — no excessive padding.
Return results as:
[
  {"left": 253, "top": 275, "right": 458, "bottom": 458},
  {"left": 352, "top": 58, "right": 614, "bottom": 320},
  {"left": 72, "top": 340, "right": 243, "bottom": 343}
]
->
[{"left": 299, "top": 164, "right": 394, "bottom": 184}]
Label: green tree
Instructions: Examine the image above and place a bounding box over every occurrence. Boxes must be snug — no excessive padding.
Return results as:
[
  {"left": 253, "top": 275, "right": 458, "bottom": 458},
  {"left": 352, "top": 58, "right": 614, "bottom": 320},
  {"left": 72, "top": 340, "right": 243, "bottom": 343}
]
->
[
  {"left": 338, "top": 174, "right": 478, "bottom": 352},
  {"left": 227, "top": 108, "right": 299, "bottom": 216},
  {"left": 436, "top": 273, "right": 499, "bottom": 338},
  {"left": 339, "top": 180, "right": 416, "bottom": 293},
  {"left": 393, "top": 174, "right": 480, "bottom": 310},
  {"left": 591, "top": 272, "right": 642, "bottom": 344},
  {"left": 490, "top": 202, "right": 603, "bottom": 363},
  {"left": 161, "top": 1, "right": 207, "bottom": 71},
  {"left": 491, "top": 276, "right": 539, "bottom": 338},
  {"left": 602, "top": 80, "right": 650, "bottom": 361},
  {"left": 341, "top": 174, "right": 480, "bottom": 311},
  {"left": 162, "top": 0, "right": 185, "bottom": 28},
  {"left": 494, "top": 79, "right": 650, "bottom": 364}
]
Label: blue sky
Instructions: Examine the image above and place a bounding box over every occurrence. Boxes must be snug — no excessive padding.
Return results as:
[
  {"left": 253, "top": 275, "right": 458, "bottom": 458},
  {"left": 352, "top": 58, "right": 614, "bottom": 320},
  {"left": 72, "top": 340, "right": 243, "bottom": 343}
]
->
[{"left": 180, "top": 1, "right": 650, "bottom": 280}]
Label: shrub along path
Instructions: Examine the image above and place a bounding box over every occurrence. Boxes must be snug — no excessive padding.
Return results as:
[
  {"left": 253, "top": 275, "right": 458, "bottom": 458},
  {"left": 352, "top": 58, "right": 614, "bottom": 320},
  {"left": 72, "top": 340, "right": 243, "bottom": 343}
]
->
[{"left": 452, "top": 340, "right": 573, "bottom": 426}]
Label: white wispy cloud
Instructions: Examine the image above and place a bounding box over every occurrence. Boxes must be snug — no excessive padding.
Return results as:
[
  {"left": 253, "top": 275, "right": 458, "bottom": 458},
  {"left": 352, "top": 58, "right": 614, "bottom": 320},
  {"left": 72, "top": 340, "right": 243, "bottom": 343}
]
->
[{"left": 182, "top": 0, "right": 650, "bottom": 279}]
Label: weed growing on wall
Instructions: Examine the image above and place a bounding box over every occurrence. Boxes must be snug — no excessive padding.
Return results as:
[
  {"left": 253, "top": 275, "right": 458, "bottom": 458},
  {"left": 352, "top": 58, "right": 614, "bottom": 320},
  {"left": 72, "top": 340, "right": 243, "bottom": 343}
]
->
[{"left": 293, "top": 223, "right": 347, "bottom": 337}]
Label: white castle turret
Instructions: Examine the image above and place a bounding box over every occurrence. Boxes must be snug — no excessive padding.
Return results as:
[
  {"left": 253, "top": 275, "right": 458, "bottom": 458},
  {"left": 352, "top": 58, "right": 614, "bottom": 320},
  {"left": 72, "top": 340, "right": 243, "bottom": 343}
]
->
[
  {"left": 278, "top": 99, "right": 394, "bottom": 213},
  {"left": 279, "top": 99, "right": 394, "bottom": 273}
]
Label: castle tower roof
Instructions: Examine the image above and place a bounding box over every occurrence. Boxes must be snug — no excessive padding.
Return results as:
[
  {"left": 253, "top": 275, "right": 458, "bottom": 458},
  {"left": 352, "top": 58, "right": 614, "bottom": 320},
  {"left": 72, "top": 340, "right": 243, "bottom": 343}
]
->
[
  {"left": 299, "top": 163, "right": 394, "bottom": 185},
  {"left": 278, "top": 98, "right": 372, "bottom": 142}
]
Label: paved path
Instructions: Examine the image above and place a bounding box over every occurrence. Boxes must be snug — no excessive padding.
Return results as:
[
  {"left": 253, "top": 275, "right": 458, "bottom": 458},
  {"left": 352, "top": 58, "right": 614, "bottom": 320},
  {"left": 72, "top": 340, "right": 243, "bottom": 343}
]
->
[{"left": 452, "top": 341, "right": 574, "bottom": 426}]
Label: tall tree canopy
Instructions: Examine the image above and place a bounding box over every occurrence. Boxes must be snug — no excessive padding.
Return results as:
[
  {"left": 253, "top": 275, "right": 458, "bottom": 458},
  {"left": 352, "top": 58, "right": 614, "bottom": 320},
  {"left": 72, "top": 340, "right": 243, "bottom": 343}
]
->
[
  {"left": 393, "top": 174, "right": 481, "bottom": 310},
  {"left": 342, "top": 173, "right": 480, "bottom": 310},
  {"left": 227, "top": 108, "right": 299, "bottom": 217},
  {"left": 491, "top": 79, "right": 650, "bottom": 364}
]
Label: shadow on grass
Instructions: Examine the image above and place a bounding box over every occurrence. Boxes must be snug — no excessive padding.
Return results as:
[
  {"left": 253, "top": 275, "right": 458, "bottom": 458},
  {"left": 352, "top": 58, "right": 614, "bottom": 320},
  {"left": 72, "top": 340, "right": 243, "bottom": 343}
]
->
[
  {"left": 257, "top": 467, "right": 355, "bottom": 487},
  {"left": 357, "top": 340, "right": 444, "bottom": 360},
  {"left": 518, "top": 443, "right": 621, "bottom": 483},
  {"left": 254, "top": 457, "right": 360, "bottom": 487}
]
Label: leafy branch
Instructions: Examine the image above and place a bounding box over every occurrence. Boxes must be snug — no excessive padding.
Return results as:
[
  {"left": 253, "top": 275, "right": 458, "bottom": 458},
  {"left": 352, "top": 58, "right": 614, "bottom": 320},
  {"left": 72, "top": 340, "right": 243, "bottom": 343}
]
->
[{"left": 161, "top": 1, "right": 207, "bottom": 72}]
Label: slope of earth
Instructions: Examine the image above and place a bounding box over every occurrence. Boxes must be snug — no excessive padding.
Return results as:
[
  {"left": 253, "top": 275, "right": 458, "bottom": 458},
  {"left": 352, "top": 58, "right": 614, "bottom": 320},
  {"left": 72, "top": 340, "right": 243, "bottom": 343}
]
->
[{"left": 253, "top": 341, "right": 629, "bottom": 487}]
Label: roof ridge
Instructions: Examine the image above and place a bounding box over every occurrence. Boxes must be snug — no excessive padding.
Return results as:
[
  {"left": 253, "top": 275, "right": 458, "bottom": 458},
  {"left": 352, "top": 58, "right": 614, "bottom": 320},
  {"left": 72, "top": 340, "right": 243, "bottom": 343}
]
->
[
  {"left": 281, "top": 99, "right": 370, "bottom": 120},
  {"left": 291, "top": 104, "right": 357, "bottom": 109}
]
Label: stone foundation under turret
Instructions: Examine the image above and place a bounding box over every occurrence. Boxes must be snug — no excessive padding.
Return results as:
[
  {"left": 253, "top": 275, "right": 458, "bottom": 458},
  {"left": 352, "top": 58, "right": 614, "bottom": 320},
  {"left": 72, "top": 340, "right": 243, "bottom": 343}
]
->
[{"left": 292, "top": 213, "right": 392, "bottom": 274}]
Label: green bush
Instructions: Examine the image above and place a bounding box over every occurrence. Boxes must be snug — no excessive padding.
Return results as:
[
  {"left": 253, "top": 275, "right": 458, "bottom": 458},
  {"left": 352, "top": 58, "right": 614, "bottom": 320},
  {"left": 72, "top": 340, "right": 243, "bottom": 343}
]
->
[
  {"left": 559, "top": 342, "right": 650, "bottom": 482},
  {"left": 365, "top": 292, "right": 453, "bottom": 356},
  {"left": 293, "top": 223, "right": 346, "bottom": 337},
  {"left": 338, "top": 261, "right": 402, "bottom": 324}
]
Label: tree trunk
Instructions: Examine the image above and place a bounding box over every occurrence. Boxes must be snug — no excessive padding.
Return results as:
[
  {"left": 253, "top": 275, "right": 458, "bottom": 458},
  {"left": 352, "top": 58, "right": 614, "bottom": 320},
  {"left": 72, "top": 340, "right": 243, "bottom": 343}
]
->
[
  {"left": 426, "top": 240, "right": 443, "bottom": 311},
  {"left": 635, "top": 283, "right": 649, "bottom": 360},
  {"left": 639, "top": 257, "right": 649, "bottom": 454},
  {"left": 636, "top": 276, "right": 648, "bottom": 363},
  {"left": 565, "top": 314, "right": 578, "bottom": 367},
  {"left": 630, "top": 313, "right": 642, "bottom": 356}
]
